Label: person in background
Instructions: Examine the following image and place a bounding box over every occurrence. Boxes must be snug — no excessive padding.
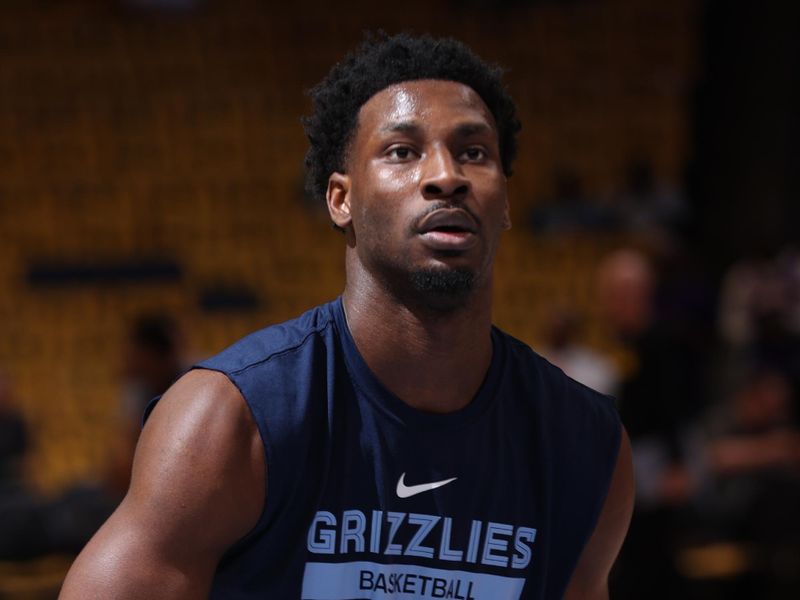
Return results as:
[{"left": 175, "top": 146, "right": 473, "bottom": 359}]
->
[
  {"left": 0, "top": 370, "right": 45, "bottom": 560},
  {"left": 540, "top": 306, "right": 619, "bottom": 396},
  {"left": 105, "top": 314, "right": 185, "bottom": 497},
  {"left": 598, "top": 248, "right": 707, "bottom": 599}
]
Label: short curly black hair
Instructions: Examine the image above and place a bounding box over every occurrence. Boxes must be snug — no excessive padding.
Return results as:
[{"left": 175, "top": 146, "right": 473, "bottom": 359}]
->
[{"left": 302, "top": 32, "right": 521, "bottom": 203}]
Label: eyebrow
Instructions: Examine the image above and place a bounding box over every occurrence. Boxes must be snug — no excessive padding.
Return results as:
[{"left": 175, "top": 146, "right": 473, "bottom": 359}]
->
[
  {"left": 378, "top": 121, "right": 421, "bottom": 135},
  {"left": 453, "top": 122, "right": 494, "bottom": 138}
]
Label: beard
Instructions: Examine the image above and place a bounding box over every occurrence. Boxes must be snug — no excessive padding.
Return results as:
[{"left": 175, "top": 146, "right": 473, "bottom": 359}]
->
[
  {"left": 410, "top": 267, "right": 474, "bottom": 296},
  {"left": 383, "top": 264, "right": 475, "bottom": 313},
  {"left": 359, "top": 241, "right": 479, "bottom": 312},
  {"left": 356, "top": 205, "right": 484, "bottom": 312}
]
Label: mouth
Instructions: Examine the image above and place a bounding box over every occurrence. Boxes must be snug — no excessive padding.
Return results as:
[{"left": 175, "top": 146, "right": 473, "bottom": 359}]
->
[
  {"left": 426, "top": 224, "right": 473, "bottom": 234},
  {"left": 416, "top": 208, "right": 478, "bottom": 234},
  {"left": 416, "top": 209, "right": 479, "bottom": 251}
]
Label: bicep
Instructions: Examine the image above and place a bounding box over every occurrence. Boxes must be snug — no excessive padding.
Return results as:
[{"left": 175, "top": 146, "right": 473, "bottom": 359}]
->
[
  {"left": 60, "top": 369, "right": 265, "bottom": 599},
  {"left": 563, "top": 427, "right": 634, "bottom": 600},
  {"left": 59, "top": 498, "right": 218, "bottom": 599}
]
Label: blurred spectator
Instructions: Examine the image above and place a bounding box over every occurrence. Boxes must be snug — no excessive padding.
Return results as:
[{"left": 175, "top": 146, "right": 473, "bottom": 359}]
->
[
  {"left": 703, "top": 249, "right": 800, "bottom": 597},
  {"left": 597, "top": 249, "right": 709, "bottom": 466},
  {"left": 121, "top": 313, "right": 185, "bottom": 425},
  {"left": 540, "top": 306, "right": 619, "bottom": 395},
  {"left": 696, "top": 368, "right": 800, "bottom": 598},
  {"left": 0, "top": 370, "right": 118, "bottom": 560},
  {"left": 718, "top": 247, "right": 800, "bottom": 400},
  {"left": 718, "top": 248, "right": 800, "bottom": 345},
  {"left": 528, "top": 167, "right": 620, "bottom": 234},
  {"left": 0, "top": 315, "right": 185, "bottom": 561},
  {"left": 606, "top": 246, "right": 800, "bottom": 599},
  {"left": 599, "top": 249, "right": 709, "bottom": 599},
  {"left": 0, "top": 371, "right": 46, "bottom": 560},
  {"left": 107, "top": 314, "right": 186, "bottom": 497}
]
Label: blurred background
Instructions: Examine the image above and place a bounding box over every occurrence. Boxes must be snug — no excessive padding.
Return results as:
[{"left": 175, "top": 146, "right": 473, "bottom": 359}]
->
[{"left": 0, "top": 0, "right": 797, "bottom": 597}]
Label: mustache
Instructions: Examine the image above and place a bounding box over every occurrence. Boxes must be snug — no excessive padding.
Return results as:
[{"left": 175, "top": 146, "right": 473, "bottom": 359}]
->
[{"left": 409, "top": 201, "right": 481, "bottom": 234}]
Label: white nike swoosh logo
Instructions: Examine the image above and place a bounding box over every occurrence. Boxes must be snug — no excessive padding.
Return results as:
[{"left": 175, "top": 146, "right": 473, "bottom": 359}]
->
[{"left": 396, "top": 472, "right": 458, "bottom": 499}]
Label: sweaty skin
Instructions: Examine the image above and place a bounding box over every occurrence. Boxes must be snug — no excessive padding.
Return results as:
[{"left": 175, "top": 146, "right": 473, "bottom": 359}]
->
[
  {"left": 59, "top": 80, "right": 633, "bottom": 600},
  {"left": 59, "top": 369, "right": 263, "bottom": 598},
  {"left": 327, "top": 81, "right": 510, "bottom": 413}
]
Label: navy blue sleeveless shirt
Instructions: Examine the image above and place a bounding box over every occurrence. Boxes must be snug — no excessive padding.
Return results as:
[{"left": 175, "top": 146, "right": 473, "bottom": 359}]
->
[{"left": 156, "top": 298, "right": 621, "bottom": 599}]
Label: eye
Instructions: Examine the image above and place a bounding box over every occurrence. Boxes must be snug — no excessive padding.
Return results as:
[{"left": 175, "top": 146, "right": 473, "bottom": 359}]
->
[
  {"left": 386, "top": 145, "right": 416, "bottom": 161},
  {"left": 462, "top": 147, "right": 487, "bottom": 162}
]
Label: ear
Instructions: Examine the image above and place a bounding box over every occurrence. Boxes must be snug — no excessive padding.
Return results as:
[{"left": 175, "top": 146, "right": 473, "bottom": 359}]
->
[
  {"left": 326, "top": 172, "right": 352, "bottom": 230},
  {"left": 501, "top": 196, "right": 512, "bottom": 231}
]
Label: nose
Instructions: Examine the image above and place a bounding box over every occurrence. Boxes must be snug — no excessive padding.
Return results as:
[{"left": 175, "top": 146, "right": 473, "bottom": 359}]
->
[{"left": 420, "top": 146, "right": 470, "bottom": 200}]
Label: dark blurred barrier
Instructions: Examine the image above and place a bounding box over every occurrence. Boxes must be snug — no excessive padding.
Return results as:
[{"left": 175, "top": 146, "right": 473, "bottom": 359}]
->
[{"left": 26, "top": 258, "right": 183, "bottom": 287}]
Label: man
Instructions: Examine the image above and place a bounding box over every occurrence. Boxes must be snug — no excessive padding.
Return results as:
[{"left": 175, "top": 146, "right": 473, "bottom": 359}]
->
[{"left": 61, "top": 33, "right": 632, "bottom": 599}]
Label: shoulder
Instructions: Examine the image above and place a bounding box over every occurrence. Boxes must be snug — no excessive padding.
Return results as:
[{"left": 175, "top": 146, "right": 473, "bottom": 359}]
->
[
  {"left": 497, "top": 327, "right": 619, "bottom": 421},
  {"left": 200, "top": 300, "right": 340, "bottom": 376},
  {"left": 135, "top": 368, "right": 265, "bottom": 548},
  {"left": 497, "top": 327, "right": 622, "bottom": 494},
  {"left": 179, "top": 301, "right": 342, "bottom": 437},
  {"left": 493, "top": 328, "right": 629, "bottom": 596},
  {"left": 60, "top": 369, "right": 265, "bottom": 597}
]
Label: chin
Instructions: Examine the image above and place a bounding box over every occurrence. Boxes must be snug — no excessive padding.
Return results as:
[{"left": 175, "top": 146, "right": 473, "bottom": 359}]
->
[
  {"left": 405, "top": 267, "right": 475, "bottom": 312},
  {"left": 410, "top": 267, "right": 474, "bottom": 295}
]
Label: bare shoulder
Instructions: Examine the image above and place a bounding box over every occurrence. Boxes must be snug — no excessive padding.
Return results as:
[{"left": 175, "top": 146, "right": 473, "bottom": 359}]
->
[
  {"left": 129, "top": 368, "right": 265, "bottom": 545},
  {"left": 563, "top": 427, "right": 634, "bottom": 600},
  {"left": 60, "top": 369, "right": 265, "bottom": 599}
]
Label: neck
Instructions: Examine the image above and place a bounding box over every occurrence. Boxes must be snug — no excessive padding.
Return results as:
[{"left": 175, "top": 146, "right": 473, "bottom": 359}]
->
[{"left": 342, "top": 259, "right": 494, "bottom": 414}]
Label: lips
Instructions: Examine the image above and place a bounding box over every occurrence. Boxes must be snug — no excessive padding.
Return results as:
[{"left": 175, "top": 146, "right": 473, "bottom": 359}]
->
[
  {"left": 416, "top": 208, "right": 479, "bottom": 251},
  {"left": 416, "top": 208, "right": 478, "bottom": 235}
]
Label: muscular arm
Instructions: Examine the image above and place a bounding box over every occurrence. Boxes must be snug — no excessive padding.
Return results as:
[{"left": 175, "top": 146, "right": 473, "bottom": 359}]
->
[
  {"left": 563, "top": 428, "right": 634, "bottom": 600},
  {"left": 60, "top": 369, "right": 265, "bottom": 599}
]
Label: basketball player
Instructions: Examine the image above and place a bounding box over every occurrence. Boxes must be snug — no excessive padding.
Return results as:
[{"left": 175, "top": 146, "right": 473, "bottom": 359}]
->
[{"left": 61, "top": 34, "right": 633, "bottom": 599}]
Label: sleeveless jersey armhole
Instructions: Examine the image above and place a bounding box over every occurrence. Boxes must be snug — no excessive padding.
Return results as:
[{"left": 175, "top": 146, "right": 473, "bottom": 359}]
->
[{"left": 141, "top": 366, "right": 274, "bottom": 555}]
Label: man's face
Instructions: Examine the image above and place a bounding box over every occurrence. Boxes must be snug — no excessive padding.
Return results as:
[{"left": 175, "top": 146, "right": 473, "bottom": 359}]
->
[{"left": 328, "top": 79, "right": 510, "bottom": 307}]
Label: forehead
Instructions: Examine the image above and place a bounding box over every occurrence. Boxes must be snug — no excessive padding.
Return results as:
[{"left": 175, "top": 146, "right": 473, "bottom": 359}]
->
[{"left": 354, "top": 80, "right": 497, "bottom": 140}]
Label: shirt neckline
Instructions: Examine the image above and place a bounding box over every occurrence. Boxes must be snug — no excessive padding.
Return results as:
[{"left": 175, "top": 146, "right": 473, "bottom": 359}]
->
[{"left": 330, "top": 296, "right": 505, "bottom": 430}]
